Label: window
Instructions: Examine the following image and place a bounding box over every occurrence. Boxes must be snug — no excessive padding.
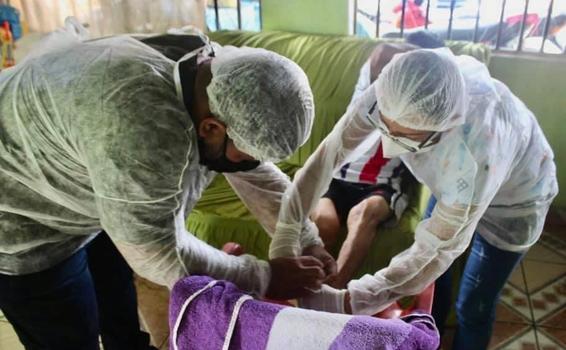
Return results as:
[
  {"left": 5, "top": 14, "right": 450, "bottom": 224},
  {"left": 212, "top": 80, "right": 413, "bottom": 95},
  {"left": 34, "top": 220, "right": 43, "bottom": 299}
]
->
[
  {"left": 354, "top": 0, "right": 566, "bottom": 55},
  {"left": 206, "top": 0, "right": 261, "bottom": 32}
]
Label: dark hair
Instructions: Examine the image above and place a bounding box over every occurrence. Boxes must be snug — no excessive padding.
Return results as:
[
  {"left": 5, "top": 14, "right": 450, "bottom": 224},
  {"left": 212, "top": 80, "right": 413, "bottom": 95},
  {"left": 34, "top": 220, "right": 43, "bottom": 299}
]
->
[{"left": 405, "top": 30, "right": 445, "bottom": 49}]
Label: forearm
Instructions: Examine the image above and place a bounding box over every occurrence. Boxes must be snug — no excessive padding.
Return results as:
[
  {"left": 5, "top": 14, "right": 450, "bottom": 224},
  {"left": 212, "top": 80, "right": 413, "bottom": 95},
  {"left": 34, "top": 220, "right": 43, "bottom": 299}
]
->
[
  {"left": 113, "top": 225, "right": 271, "bottom": 296},
  {"left": 225, "top": 163, "right": 323, "bottom": 250}
]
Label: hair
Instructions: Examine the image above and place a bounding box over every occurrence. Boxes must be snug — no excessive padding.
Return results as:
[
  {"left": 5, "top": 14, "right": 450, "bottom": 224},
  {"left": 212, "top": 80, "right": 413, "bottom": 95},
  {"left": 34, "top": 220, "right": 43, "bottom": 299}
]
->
[{"left": 405, "top": 30, "right": 445, "bottom": 49}]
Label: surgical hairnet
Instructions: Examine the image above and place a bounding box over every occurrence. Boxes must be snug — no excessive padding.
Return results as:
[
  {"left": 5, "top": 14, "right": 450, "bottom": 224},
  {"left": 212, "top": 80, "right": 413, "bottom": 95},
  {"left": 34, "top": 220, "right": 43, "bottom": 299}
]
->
[
  {"left": 208, "top": 46, "right": 314, "bottom": 162},
  {"left": 375, "top": 48, "right": 466, "bottom": 132}
]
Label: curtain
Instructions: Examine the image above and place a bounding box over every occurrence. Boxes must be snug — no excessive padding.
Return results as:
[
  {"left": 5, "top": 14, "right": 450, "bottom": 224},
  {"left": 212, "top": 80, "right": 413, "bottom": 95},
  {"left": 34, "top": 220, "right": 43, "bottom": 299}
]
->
[{"left": 9, "top": 0, "right": 206, "bottom": 36}]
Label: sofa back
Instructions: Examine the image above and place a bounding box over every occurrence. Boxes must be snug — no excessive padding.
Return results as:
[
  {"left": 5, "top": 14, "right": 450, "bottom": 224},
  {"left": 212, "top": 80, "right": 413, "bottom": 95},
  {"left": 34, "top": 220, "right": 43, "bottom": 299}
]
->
[{"left": 209, "top": 30, "right": 490, "bottom": 167}]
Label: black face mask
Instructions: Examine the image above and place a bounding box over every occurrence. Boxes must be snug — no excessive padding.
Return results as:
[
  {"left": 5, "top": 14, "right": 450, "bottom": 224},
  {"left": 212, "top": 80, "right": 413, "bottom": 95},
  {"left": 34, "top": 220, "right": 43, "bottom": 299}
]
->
[
  {"left": 177, "top": 46, "right": 259, "bottom": 173},
  {"left": 198, "top": 135, "right": 260, "bottom": 173}
]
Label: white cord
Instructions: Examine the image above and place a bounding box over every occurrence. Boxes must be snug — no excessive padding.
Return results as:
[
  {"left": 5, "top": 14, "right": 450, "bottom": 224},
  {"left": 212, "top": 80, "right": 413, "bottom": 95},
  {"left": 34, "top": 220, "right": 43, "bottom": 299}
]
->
[
  {"left": 172, "top": 280, "right": 219, "bottom": 350},
  {"left": 222, "top": 295, "right": 253, "bottom": 350}
]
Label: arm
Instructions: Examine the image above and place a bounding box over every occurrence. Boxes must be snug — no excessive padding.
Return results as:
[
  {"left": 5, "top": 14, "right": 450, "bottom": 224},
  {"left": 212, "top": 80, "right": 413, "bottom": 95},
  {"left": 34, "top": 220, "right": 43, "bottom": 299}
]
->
[
  {"left": 322, "top": 130, "right": 510, "bottom": 315},
  {"left": 350, "top": 60, "right": 371, "bottom": 103},
  {"left": 270, "top": 83, "right": 382, "bottom": 258},
  {"left": 348, "top": 200, "right": 487, "bottom": 314},
  {"left": 224, "top": 162, "right": 323, "bottom": 249}
]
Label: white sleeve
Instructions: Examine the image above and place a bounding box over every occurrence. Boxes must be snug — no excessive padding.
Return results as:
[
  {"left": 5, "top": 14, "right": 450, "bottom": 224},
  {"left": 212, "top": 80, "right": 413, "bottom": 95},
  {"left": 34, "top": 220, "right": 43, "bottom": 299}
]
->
[
  {"left": 350, "top": 60, "right": 372, "bottom": 104},
  {"left": 114, "top": 219, "right": 271, "bottom": 296},
  {"left": 348, "top": 200, "right": 487, "bottom": 314},
  {"left": 224, "top": 162, "right": 323, "bottom": 249},
  {"left": 270, "top": 84, "right": 380, "bottom": 258},
  {"left": 347, "top": 134, "right": 511, "bottom": 315}
]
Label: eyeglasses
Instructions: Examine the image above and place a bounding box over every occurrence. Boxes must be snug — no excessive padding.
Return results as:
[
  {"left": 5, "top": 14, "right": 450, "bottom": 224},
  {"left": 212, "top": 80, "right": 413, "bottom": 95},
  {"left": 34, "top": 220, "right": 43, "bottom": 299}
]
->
[{"left": 366, "top": 101, "right": 439, "bottom": 153}]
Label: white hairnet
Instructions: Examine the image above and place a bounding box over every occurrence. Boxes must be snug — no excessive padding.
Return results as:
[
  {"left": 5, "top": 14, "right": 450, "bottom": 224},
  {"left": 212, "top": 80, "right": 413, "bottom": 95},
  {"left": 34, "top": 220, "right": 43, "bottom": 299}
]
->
[
  {"left": 375, "top": 48, "right": 466, "bottom": 132},
  {"left": 208, "top": 46, "right": 314, "bottom": 162}
]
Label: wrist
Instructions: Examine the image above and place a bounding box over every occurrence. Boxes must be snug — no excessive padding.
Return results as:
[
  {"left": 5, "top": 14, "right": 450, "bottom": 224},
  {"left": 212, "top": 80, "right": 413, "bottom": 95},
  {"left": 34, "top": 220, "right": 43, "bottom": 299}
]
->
[
  {"left": 257, "top": 259, "right": 272, "bottom": 297},
  {"left": 344, "top": 291, "right": 352, "bottom": 314},
  {"left": 299, "top": 285, "right": 347, "bottom": 314}
]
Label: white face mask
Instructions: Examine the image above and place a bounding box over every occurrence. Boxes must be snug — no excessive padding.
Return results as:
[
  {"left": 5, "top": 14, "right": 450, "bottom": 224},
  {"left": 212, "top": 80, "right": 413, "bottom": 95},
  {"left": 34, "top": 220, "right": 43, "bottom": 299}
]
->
[
  {"left": 381, "top": 135, "right": 416, "bottom": 158},
  {"left": 381, "top": 134, "right": 437, "bottom": 158},
  {"left": 367, "top": 101, "right": 439, "bottom": 158}
]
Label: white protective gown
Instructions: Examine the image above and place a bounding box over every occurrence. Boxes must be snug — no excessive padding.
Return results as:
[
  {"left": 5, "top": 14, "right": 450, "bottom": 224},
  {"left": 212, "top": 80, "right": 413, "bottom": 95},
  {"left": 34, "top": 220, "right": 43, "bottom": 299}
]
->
[
  {"left": 0, "top": 21, "right": 321, "bottom": 296},
  {"left": 271, "top": 53, "right": 558, "bottom": 315}
]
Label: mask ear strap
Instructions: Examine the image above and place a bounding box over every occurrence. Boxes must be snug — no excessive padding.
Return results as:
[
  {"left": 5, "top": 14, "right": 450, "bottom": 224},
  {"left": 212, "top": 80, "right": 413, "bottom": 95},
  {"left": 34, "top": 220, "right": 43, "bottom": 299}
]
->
[{"left": 196, "top": 30, "right": 215, "bottom": 57}]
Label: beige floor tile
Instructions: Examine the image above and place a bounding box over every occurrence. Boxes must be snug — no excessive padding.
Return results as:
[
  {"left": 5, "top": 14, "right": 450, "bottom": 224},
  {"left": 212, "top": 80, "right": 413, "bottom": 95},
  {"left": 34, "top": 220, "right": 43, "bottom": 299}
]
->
[
  {"left": 539, "top": 326, "right": 566, "bottom": 349},
  {"left": 488, "top": 322, "right": 530, "bottom": 349},
  {"left": 522, "top": 260, "right": 566, "bottom": 293},
  {"left": 541, "top": 306, "right": 566, "bottom": 329},
  {"left": 0, "top": 336, "right": 25, "bottom": 350},
  {"left": 0, "top": 322, "right": 24, "bottom": 349},
  {"left": 508, "top": 263, "right": 528, "bottom": 292},
  {"left": 530, "top": 276, "right": 566, "bottom": 322},
  {"left": 495, "top": 302, "right": 530, "bottom": 324},
  {"left": 524, "top": 243, "right": 566, "bottom": 265},
  {"left": 539, "top": 233, "right": 566, "bottom": 259},
  {"left": 500, "top": 283, "right": 532, "bottom": 321},
  {"left": 534, "top": 329, "right": 565, "bottom": 350},
  {"left": 498, "top": 328, "right": 537, "bottom": 350}
]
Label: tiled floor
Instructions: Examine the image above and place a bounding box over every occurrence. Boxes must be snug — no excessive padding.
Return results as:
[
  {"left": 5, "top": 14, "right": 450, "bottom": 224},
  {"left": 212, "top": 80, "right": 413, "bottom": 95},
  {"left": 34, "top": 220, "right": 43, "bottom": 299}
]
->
[
  {"left": 1, "top": 215, "right": 565, "bottom": 349},
  {"left": 0, "top": 315, "right": 24, "bottom": 350}
]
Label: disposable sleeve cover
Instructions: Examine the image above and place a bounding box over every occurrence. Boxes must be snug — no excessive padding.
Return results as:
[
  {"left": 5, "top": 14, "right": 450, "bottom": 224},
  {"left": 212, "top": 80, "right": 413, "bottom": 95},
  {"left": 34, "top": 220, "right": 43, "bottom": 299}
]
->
[
  {"left": 225, "top": 162, "right": 323, "bottom": 250},
  {"left": 269, "top": 84, "right": 380, "bottom": 258},
  {"left": 350, "top": 60, "right": 371, "bottom": 103}
]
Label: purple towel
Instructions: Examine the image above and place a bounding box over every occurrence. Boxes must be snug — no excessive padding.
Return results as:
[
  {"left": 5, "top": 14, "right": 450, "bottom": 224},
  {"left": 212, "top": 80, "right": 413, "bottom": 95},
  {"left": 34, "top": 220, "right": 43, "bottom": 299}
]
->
[{"left": 170, "top": 276, "right": 439, "bottom": 350}]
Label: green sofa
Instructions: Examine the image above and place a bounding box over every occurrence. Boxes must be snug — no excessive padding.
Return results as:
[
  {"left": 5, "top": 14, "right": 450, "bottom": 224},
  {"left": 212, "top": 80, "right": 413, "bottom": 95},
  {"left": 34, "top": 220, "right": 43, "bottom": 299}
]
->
[{"left": 187, "top": 30, "right": 490, "bottom": 278}]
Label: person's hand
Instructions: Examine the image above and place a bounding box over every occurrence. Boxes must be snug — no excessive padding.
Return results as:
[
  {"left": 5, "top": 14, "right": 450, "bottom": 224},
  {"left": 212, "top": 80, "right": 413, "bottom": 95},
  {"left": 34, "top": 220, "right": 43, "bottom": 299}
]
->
[
  {"left": 266, "top": 256, "right": 326, "bottom": 300},
  {"left": 375, "top": 302, "right": 404, "bottom": 319},
  {"left": 222, "top": 242, "right": 244, "bottom": 256},
  {"left": 302, "top": 244, "right": 337, "bottom": 282},
  {"left": 374, "top": 283, "right": 435, "bottom": 318}
]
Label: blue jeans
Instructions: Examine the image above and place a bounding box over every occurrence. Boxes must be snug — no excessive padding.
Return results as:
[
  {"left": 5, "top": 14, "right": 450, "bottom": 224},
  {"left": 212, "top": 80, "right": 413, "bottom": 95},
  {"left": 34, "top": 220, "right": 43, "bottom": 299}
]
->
[
  {"left": 426, "top": 196, "right": 524, "bottom": 350},
  {"left": 0, "top": 232, "right": 154, "bottom": 350}
]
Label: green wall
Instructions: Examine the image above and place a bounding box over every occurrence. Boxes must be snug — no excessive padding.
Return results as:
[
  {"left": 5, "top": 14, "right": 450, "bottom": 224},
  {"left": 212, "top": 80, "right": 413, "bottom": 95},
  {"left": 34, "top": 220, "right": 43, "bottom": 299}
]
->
[
  {"left": 261, "top": 0, "right": 351, "bottom": 35},
  {"left": 488, "top": 54, "right": 566, "bottom": 208}
]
